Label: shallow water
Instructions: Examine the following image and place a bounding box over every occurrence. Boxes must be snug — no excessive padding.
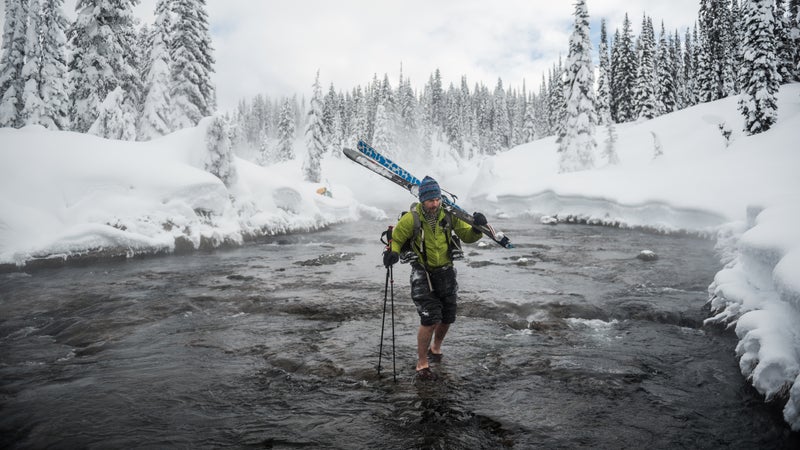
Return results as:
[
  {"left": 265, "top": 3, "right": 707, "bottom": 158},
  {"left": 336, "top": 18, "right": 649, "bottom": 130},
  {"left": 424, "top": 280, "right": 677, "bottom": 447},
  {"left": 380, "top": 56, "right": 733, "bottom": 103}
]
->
[{"left": 1, "top": 218, "right": 797, "bottom": 448}]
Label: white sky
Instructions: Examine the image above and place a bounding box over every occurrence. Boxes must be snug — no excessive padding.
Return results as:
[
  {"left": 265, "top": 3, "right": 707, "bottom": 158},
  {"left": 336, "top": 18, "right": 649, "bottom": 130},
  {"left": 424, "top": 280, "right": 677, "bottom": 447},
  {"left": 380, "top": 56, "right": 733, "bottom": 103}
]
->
[{"left": 2, "top": 0, "right": 701, "bottom": 110}]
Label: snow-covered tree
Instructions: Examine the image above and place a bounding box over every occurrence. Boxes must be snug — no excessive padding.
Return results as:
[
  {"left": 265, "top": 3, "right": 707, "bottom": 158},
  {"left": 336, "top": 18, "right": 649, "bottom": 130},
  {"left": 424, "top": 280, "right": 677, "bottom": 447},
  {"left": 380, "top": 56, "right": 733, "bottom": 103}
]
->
[
  {"left": 87, "top": 86, "right": 136, "bottom": 139},
  {"left": 738, "top": 0, "right": 780, "bottom": 135},
  {"left": 0, "top": 0, "right": 29, "bottom": 128},
  {"left": 275, "top": 97, "right": 295, "bottom": 162},
  {"left": 170, "top": 0, "right": 215, "bottom": 129},
  {"left": 611, "top": 14, "right": 637, "bottom": 122},
  {"left": 69, "top": 0, "right": 140, "bottom": 134},
  {"left": 634, "top": 15, "right": 658, "bottom": 120},
  {"left": 491, "top": 78, "right": 511, "bottom": 153},
  {"left": 790, "top": 0, "right": 800, "bottom": 79},
  {"left": 596, "top": 18, "right": 612, "bottom": 125},
  {"left": 20, "top": 0, "right": 70, "bottom": 129},
  {"left": 138, "top": 0, "right": 173, "bottom": 140},
  {"left": 558, "top": 0, "right": 597, "bottom": 173},
  {"left": 303, "top": 71, "right": 326, "bottom": 183},
  {"left": 205, "top": 115, "right": 236, "bottom": 187},
  {"left": 697, "top": 0, "right": 733, "bottom": 102},
  {"left": 655, "top": 22, "right": 677, "bottom": 115},
  {"left": 23, "top": 0, "right": 69, "bottom": 130},
  {"left": 372, "top": 101, "right": 396, "bottom": 157},
  {"left": 521, "top": 94, "right": 536, "bottom": 143}
]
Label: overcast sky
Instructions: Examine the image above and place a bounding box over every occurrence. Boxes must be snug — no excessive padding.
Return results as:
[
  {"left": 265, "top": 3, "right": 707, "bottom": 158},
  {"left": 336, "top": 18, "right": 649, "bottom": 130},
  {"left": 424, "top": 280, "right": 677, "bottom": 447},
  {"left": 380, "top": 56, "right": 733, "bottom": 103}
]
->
[{"left": 3, "top": 0, "right": 701, "bottom": 111}]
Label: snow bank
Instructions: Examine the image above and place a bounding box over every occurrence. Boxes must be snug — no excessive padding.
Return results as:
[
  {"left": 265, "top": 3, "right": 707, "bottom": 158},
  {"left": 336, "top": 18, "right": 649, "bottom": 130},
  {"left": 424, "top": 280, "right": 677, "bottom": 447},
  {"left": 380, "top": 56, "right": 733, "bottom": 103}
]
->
[
  {"left": 0, "top": 122, "right": 383, "bottom": 268},
  {"left": 706, "top": 200, "right": 800, "bottom": 430}
]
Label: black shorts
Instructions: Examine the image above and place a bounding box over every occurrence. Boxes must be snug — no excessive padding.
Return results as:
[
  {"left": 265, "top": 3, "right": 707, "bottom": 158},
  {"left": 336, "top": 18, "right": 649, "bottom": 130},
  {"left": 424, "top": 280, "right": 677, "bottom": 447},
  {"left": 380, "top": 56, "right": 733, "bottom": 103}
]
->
[{"left": 410, "top": 264, "right": 458, "bottom": 326}]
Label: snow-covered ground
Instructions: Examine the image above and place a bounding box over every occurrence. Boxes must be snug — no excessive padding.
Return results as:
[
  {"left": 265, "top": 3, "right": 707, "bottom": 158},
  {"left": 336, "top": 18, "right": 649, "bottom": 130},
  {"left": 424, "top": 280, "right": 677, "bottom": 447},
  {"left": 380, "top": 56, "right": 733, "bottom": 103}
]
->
[{"left": 1, "top": 83, "right": 799, "bottom": 429}]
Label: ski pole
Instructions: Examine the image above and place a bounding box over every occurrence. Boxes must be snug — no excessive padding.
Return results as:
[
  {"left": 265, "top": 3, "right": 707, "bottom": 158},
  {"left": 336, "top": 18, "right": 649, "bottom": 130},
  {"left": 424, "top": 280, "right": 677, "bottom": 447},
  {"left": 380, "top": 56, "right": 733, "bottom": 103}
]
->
[
  {"left": 389, "top": 264, "right": 397, "bottom": 383},
  {"left": 378, "top": 266, "right": 389, "bottom": 378}
]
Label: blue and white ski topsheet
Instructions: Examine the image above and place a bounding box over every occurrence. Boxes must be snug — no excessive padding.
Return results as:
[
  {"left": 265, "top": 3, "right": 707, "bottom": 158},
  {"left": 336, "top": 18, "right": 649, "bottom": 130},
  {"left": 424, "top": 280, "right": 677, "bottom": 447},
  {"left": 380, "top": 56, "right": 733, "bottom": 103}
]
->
[{"left": 348, "top": 140, "right": 512, "bottom": 249}]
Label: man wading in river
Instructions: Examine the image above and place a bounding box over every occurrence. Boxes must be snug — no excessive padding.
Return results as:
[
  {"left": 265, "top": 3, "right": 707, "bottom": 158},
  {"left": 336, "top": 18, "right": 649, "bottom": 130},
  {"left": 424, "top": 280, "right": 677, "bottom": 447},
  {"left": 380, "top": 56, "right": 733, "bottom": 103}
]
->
[{"left": 383, "top": 176, "right": 486, "bottom": 380}]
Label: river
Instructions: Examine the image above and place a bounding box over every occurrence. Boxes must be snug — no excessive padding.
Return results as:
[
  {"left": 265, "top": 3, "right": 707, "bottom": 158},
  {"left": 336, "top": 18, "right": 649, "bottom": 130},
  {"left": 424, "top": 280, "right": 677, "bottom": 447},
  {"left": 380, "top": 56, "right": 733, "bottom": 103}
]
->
[{"left": 1, "top": 217, "right": 797, "bottom": 448}]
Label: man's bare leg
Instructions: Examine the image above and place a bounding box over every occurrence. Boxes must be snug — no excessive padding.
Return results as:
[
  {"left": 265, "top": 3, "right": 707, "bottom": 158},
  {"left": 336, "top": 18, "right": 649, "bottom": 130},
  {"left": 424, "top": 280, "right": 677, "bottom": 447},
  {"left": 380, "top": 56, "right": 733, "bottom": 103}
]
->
[
  {"left": 416, "top": 324, "right": 435, "bottom": 370},
  {"left": 430, "top": 323, "right": 449, "bottom": 355}
]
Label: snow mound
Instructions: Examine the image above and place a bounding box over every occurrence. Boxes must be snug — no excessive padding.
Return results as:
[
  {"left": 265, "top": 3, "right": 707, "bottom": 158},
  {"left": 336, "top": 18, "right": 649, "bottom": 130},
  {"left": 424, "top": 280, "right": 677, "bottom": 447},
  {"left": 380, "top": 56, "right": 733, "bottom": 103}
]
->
[{"left": 0, "top": 123, "right": 379, "bottom": 268}]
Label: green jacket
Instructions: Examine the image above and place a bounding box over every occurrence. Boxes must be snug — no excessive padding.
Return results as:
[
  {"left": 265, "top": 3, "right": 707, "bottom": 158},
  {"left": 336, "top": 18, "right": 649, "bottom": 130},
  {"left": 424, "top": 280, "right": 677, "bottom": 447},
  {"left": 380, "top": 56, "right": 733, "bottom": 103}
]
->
[{"left": 390, "top": 203, "right": 482, "bottom": 269}]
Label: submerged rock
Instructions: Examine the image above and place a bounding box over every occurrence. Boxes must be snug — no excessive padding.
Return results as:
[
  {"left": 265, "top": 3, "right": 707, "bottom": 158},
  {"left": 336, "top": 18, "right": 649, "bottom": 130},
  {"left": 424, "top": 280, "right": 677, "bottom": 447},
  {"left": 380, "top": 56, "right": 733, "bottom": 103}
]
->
[{"left": 637, "top": 250, "right": 658, "bottom": 261}]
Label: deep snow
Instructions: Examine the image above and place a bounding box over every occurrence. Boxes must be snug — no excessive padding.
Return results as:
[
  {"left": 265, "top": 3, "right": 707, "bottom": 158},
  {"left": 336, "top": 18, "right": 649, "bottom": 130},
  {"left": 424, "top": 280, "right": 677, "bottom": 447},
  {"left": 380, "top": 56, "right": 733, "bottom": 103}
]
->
[{"left": 1, "top": 83, "right": 799, "bottom": 429}]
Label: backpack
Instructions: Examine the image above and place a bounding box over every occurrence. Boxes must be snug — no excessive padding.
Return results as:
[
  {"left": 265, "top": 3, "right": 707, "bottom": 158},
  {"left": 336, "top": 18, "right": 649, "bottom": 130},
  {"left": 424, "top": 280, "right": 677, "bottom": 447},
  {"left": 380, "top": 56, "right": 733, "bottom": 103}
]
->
[{"left": 398, "top": 203, "right": 463, "bottom": 265}]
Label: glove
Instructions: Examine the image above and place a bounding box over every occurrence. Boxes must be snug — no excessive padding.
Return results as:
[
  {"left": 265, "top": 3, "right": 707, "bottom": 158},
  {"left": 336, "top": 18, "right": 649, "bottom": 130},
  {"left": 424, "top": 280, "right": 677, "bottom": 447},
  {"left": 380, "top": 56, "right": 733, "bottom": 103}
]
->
[
  {"left": 472, "top": 212, "right": 487, "bottom": 233},
  {"left": 383, "top": 251, "right": 399, "bottom": 267}
]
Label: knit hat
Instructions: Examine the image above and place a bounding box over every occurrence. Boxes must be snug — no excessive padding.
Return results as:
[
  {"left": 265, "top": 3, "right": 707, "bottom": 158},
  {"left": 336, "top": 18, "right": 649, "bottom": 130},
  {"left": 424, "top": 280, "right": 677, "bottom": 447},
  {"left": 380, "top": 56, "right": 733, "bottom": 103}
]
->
[{"left": 418, "top": 176, "right": 441, "bottom": 203}]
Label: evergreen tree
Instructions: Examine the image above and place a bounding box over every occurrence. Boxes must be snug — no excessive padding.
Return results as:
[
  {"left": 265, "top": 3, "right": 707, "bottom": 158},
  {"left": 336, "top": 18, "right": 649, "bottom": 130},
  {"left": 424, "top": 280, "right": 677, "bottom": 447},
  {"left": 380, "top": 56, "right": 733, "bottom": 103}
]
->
[
  {"left": 303, "top": 71, "right": 326, "bottom": 183},
  {"left": 68, "top": 0, "right": 140, "bottom": 134},
  {"left": 534, "top": 75, "right": 550, "bottom": 137},
  {"left": 275, "top": 97, "right": 296, "bottom": 162},
  {"left": 348, "top": 86, "right": 368, "bottom": 147},
  {"left": 612, "top": 14, "right": 637, "bottom": 122},
  {"left": 170, "top": 0, "right": 215, "bottom": 129},
  {"left": 205, "top": 115, "right": 236, "bottom": 187},
  {"left": 634, "top": 15, "right": 658, "bottom": 120},
  {"left": 683, "top": 25, "right": 700, "bottom": 107},
  {"left": 20, "top": 0, "right": 70, "bottom": 129},
  {"left": 558, "top": 0, "right": 597, "bottom": 173},
  {"left": 738, "top": 0, "right": 780, "bottom": 134},
  {"left": 491, "top": 78, "right": 510, "bottom": 153},
  {"left": 0, "top": 0, "right": 29, "bottom": 128},
  {"left": 655, "top": 22, "right": 677, "bottom": 115},
  {"left": 774, "top": 0, "right": 794, "bottom": 82},
  {"left": 697, "top": 0, "right": 732, "bottom": 101},
  {"left": 596, "top": 18, "right": 612, "bottom": 125},
  {"left": 444, "top": 83, "right": 464, "bottom": 156},
  {"left": 88, "top": 85, "right": 136, "bottom": 139},
  {"left": 138, "top": 0, "right": 173, "bottom": 139},
  {"left": 789, "top": 0, "right": 800, "bottom": 79},
  {"left": 549, "top": 60, "right": 566, "bottom": 140},
  {"left": 372, "top": 101, "right": 395, "bottom": 157},
  {"left": 521, "top": 93, "right": 536, "bottom": 143}
]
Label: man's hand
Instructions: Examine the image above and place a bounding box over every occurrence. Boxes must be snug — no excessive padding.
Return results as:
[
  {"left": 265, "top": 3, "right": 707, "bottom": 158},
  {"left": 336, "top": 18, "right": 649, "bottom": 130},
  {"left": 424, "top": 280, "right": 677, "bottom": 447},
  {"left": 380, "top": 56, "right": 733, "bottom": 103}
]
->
[
  {"left": 472, "top": 212, "right": 487, "bottom": 233},
  {"left": 383, "top": 251, "right": 399, "bottom": 267}
]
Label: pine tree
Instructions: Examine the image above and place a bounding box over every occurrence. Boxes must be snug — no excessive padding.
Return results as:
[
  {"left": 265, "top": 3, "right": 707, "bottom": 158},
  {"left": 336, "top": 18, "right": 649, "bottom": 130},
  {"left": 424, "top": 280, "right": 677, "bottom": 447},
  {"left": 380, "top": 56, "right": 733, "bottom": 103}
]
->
[
  {"left": 138, "top": 0, "right": 173, "bottom": 140},
  {"left": 789, "top": 0, "right": 800, "bottom": 79},
  {"left": 549, "top": 61, "right": 566, "bottom": 140},
  {"left": 88, "top": 86, "right": 136, "bottom": 139},
  {"left": 348, "top": 86, "right": 368, "bottom": 147},
  {"left": 303, "top": 71, "right": 326, "bottom": 183},
  {"left": 697, "top": 0, "right": 732, "bottom": 101},
  {"left": 0, "top": 0, "right": 29, "bottom": 128},
  {"left": 655, "top": 22, "right": 677, "bottom": 115},
  {"left": 596, "top": 18, "right": 612, "bottom": 125},
  {"left": 612, "top": 14, "right": 637, "bottom": 122},
  {"left": 69, "top": 0, "right": 140, "bottom": 134},
  {"left": 558, "top": 0, "right": 597, "bottom": 173},
  {"left": 275, "top": 97, "right": 296, "bottom": 162},
  {"left": 205, "top": 115, "right": 237, "bottom": 187},
  {"left": 634, "top": 15, "right": 658, "bottom": 120},
  {"left": 775, "top": 0, "right": 795, "bottom": 82},
  {"left": 521, "top": 93, "right": 536, "bottom": 143},
  {"left": 170, "top": 0, "right": 215, "bottom": 129},
  {"left": 491, "top": 78, "right": 510, "bottom": 153},
  {"left": 683, "top": 26, "right": 700, "bottom": 107},
  {"left": 20, "top": 0, "right": 70, "bottom": 129},
  {"left": 738, "top": 0, "right": 780, "bottom": 135},
  {"left": 372, "top": 101, "right": 395, "bottom": 157}
]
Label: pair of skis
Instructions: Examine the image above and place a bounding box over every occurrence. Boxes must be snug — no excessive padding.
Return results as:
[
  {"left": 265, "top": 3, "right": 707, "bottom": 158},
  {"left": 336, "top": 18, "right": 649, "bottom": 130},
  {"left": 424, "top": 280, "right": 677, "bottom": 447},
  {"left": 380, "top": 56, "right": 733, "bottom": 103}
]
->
[{"left": 343, "top": 140, "right": 512, "bottom": 249}]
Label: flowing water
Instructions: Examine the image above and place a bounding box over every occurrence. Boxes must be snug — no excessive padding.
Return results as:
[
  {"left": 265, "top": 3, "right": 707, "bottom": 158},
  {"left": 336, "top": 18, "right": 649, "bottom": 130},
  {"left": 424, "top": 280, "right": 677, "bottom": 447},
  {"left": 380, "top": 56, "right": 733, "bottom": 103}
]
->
[{"left": 1, "top": 218, "right": 798, "bottom": 449}]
